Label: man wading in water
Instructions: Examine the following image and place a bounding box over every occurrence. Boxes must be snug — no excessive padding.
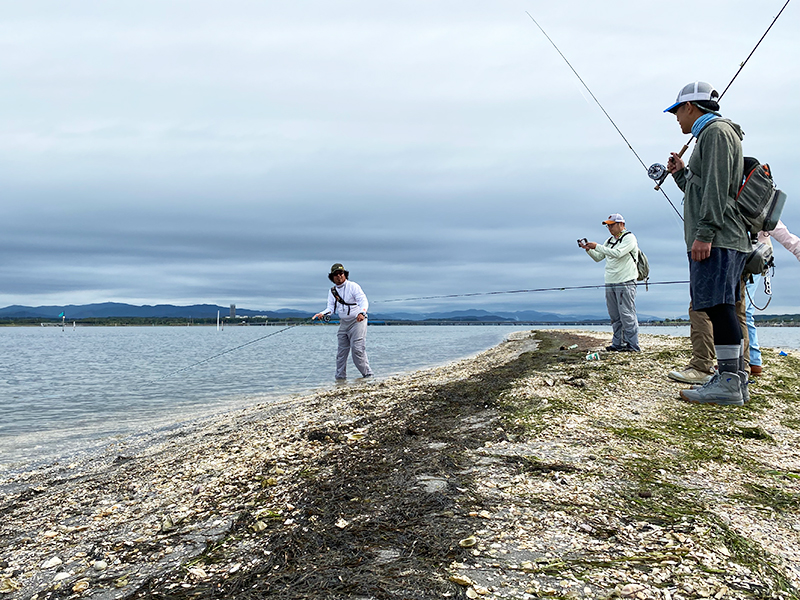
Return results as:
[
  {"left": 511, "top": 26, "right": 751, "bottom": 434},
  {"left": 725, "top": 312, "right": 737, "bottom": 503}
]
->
[{"left": 313, "top": 263, "right": 373, "bottom": 382}]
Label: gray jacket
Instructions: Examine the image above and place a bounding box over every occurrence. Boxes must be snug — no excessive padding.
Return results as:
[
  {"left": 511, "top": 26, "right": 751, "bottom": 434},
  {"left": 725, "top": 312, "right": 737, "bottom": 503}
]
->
[{"left": 672, "top": 119, "right": 750, "bottom": 253}]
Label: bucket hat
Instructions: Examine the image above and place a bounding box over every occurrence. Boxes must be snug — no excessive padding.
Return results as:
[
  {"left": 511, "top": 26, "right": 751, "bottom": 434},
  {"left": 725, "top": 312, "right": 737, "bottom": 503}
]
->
[{"left": 328, "top": 263, "right": 349, "bottom": 281}]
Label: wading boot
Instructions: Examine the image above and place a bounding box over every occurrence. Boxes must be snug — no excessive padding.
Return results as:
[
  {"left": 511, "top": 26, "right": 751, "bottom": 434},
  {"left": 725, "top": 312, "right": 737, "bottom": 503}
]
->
[
  {"left": 739, "top": 371, "right": 750, "bottom": 404},
  {"left": 679, "top": 372, "right": 743, "bottom": 407}
]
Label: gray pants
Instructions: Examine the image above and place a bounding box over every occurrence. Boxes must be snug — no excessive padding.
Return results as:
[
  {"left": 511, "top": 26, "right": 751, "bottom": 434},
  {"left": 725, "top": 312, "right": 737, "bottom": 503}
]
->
[
  {"left": 605, "top": 280, "right": 640, "bottom": 351},
  {"left": 336, "top": 318, "right": 373, "bottom": 379}
]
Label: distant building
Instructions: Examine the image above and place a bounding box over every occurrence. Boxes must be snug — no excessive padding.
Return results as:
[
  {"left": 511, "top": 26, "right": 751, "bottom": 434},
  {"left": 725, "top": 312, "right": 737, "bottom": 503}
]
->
[{"left": 230, "top": 304, "right": 236, "bottom": 319}]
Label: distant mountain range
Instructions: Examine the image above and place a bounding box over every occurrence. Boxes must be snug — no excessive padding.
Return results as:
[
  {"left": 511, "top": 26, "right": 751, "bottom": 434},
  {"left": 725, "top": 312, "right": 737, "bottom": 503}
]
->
[{"left": 0, "top": 302, "right": 664, "bottom": 323}]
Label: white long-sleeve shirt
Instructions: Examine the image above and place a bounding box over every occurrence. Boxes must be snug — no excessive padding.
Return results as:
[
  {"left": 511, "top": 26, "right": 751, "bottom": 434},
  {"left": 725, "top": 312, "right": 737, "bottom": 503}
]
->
[
  {"left": 321, "top": 280, "right": 369, "bottom": 321},
  {"left": 586, "top": 230, "right": 639, "bottom": 283},
  {"left": 758, "top": 220, "right": 800, "bottom": 262}
]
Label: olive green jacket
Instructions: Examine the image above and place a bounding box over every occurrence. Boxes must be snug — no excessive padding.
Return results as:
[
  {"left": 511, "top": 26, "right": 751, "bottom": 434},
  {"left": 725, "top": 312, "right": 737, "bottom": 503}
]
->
[{"left": 671, "top": 119, "right": 750, "bottom": 253}]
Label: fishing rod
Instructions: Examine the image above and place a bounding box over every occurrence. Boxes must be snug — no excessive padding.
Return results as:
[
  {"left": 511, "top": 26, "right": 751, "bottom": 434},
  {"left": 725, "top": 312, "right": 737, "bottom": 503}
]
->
[
  {"left": 380, "top": 279, "right": 690, "bottom": 303},
  {"left": 147, "top": 278, "right": 690, "bottom": 377},
  {"left": 525, "top": 11, "right": 683, "bottom": 221},
  {"left": 528, "top": 0, "right": 792, "bottom": 209},
  {"left": 648, "top": 0, "right": 792, "bottom": 190},
  {"left": 152, "top": 324, "right": 297, "bottom": 381}
]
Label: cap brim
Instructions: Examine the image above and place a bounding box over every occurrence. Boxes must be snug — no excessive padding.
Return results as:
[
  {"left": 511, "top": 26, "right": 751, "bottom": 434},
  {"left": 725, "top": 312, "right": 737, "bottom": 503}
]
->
[
  {"left": 601, "top": 220, "right": 615, "bottom": 225},
  {"left": 664, "top": 101, "right": 681, "bottom": 114}
]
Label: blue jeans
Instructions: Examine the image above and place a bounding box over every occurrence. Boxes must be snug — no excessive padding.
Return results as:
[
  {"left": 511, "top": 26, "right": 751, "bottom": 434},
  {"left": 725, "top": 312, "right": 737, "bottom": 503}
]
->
[{"left": 746, "top": 275, "right": 761, "bottom": 366}]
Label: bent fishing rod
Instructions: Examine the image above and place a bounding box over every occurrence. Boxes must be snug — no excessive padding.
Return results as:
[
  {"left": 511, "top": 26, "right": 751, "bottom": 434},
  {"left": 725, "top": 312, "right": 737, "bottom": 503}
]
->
[
  {"left": 648, "top": 0, "right": 792, "bottom": 191},
  {"left": 525, "top": 11, "right": 682, "bottom": 220},
  {"left": 151, "top": 324, "right": 297, "bottom": 381},
  {"left": 526, "top": 0, "right": 792, "bottom": 210},
  {"left": 151, "top": 279, "right": 690, "bottom": 378}
]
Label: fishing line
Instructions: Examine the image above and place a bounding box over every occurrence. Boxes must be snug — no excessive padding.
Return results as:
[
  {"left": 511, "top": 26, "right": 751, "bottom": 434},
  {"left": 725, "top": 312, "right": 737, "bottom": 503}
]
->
[
  {"left": 721, "top": 0, "right": 791, "bottom": 99},
  {"left": 152, "top": 324, "right": 297, "bottom": 381},
  {"left": 380, "top": 279, "right": 689, "bottom": 303},
  {"left": 648, "top": 0, "right": 792, "bottom": 188},
  {"left": 525, "top": 11, "right": 684, "bottom": 221},
  {"left": 299, "top": 323, "right": 334, "bottom": 385}
]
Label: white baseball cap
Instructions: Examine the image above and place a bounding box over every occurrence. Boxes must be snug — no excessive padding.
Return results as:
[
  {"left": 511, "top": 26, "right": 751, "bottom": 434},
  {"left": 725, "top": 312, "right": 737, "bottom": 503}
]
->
[
  {"left": 601, "top": 213, "right": 625, "bottom": 225},
  {"left": 664, "top": 81, "right": 719, "bottom": 114}
]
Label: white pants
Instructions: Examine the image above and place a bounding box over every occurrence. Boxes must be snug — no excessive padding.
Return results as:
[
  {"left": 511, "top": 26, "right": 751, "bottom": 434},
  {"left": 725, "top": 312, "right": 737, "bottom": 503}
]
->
[{"left": 336, "top": 318, "right": 372, "bottom": 379}]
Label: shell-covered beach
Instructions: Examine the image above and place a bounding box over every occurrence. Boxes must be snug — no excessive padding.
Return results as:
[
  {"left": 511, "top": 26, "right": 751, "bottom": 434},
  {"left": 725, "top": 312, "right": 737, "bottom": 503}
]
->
[{"left": 1, "top": 330, "right": 799, "bottom": 600}]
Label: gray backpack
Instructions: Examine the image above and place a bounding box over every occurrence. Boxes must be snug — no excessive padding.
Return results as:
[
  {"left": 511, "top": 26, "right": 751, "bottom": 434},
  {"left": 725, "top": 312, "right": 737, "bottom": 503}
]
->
[
  {"left": 737, "top": 158, "right": 786, "bottom": 234},
  {"left": 632, "top": 247, "right": 650, "bottom": 282},
  {"left": 618, "top": 231, "right": 650, "bottom": 283}
]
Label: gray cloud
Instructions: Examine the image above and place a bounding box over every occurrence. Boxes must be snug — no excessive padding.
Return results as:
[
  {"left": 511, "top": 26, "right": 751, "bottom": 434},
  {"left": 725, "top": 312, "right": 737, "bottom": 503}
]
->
[{"left": 1, "top": 0, "right": 799, "bottom": 318}]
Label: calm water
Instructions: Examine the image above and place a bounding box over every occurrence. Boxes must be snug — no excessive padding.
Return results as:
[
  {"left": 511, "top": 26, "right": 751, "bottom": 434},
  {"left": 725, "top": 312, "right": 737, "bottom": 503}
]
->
[
  {"left": 1, "top": 324, "right": 798, "bottom": 473},
  {"left": 0, "top": 324, "right": 531, "bottom": 470}
]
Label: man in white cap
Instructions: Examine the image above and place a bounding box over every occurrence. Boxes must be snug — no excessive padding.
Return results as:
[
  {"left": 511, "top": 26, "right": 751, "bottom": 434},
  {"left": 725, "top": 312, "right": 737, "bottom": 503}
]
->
[
  {"left": 664, "top": 81, "right": 750, "bottom": 406},
  {"left": 313, "top": 263, "right": 373, "bottom": 381},
  {"left": 579, "top": 214, "right": 641, "bottom": 352}
]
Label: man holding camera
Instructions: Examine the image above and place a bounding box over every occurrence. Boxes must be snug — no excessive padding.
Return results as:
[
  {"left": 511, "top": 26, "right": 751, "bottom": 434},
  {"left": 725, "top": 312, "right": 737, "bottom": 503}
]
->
[{"left": 579, "top": 214, "right": 641, "bottom": 352}]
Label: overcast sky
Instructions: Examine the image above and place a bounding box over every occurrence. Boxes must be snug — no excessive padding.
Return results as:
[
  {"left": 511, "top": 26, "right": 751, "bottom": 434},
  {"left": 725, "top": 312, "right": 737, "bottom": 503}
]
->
[{"left": 1, "top": 0, "right": 798, "bottom": 318}]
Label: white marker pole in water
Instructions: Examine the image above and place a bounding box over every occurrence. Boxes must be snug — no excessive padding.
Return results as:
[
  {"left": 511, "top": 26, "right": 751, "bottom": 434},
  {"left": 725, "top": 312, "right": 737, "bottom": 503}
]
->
[{"left": 217, "top": 310, "right": 220, "bottom": 331}]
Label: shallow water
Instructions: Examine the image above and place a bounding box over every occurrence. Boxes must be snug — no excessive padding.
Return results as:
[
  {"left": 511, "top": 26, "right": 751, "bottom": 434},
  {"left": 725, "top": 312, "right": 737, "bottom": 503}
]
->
[
  {"left": 0, "top": 324, "right": 531, "bottom": 469},
  {"left": 2, "top": 323, "right": 797, "bottom": 472}
]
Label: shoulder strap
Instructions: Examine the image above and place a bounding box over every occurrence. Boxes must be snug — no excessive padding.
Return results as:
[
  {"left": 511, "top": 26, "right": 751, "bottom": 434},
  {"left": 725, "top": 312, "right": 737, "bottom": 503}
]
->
[
  {"left": 609, "top": 231, "right": 630, "bottom": 247},
  {"left": 617, "top": 231, "right": 639, "bottom": 262},
  {"left": 331, "top": 285, "right": 357, "bottom": 306}
]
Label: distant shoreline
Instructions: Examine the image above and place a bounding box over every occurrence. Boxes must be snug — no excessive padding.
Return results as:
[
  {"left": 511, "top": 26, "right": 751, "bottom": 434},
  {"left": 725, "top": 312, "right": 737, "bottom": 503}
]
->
[{"left": 3, "top": 319, "right": 800, "bottom": 327}]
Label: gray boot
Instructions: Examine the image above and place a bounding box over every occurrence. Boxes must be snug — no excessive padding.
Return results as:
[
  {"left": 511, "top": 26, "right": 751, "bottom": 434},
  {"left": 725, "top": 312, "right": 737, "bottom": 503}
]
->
[
  {"left": 739, "top": 371, "right": 750, "bottom": 404},
  {"left": 680, "top": 372, "right": 743, "bottom": 406}
]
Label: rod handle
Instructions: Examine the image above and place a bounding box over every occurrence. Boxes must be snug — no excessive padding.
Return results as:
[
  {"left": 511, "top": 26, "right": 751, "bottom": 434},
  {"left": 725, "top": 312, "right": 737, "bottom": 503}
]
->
[{"left": 654, "top": 140, "right": 692, "bottom": 190}]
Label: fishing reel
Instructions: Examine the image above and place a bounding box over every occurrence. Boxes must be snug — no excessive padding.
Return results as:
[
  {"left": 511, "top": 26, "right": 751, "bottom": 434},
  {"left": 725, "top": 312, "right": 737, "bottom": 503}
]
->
[
  {"left": 648, "top": 163, "right": 669, "bottom": 190},
  {"left": 321, "top": 314, "right": 331, "bottom": 323}
]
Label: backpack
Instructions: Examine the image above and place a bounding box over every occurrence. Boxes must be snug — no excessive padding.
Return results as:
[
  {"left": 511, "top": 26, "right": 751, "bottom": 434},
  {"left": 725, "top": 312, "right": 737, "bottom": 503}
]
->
[
  {"left": 737, "top": 158, "right": 787, "bottom": 234},
  {"left": 617, "top": 231, "right": 650, "bottom": 283},
  {"left": 633, "top": 247, "right": 650, "bottom": 283}
]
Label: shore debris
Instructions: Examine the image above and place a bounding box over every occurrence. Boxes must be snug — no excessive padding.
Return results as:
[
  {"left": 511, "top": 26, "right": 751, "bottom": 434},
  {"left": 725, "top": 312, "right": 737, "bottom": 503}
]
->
[{"left": 1, "top": 330, "right": 798, "bottom": 599}]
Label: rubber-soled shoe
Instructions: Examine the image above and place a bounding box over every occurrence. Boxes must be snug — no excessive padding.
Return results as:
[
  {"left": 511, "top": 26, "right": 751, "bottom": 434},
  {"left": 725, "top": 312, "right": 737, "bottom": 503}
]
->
[
  {"left": 739, "top": 371, "right": 750, "bottom": 404},
  {"left": 605, "top": 345, "right": 625, "bottom": 352},
  {"left": 668, "top": 366, "right": 714, "bottom": 385},
  {"left": 679, "top": 372, "right": 744, "bottom": 406},
  {"left": 750, "top": 364, "right": 763, "bottom": 376}
]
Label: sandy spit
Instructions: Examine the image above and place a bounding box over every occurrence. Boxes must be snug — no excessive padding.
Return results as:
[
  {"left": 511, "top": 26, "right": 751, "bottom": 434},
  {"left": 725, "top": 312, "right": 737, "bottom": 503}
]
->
[{"left": 1, "top": 329, "right": 799, "bottom": 600}]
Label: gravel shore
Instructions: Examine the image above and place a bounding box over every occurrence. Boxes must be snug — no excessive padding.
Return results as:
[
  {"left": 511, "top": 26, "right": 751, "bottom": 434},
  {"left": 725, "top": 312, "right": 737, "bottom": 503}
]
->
[{"left": 1, "top": 330, "right": 799, "bottom": 600}]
